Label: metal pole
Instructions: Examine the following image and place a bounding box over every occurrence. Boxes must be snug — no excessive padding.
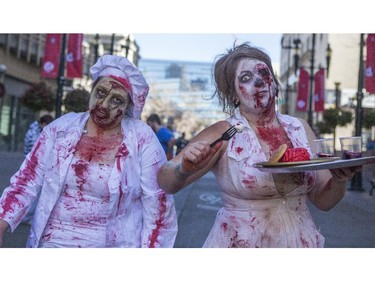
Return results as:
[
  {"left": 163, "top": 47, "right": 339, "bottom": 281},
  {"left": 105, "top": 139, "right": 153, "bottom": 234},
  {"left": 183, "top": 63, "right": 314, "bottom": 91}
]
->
[
  {"left": 285, "top": 38, "right": 291, "bottom": 114},
  {"left": 7, "top": 96, "right": 15, "bottom": 151},
  {"left": 55, "top": 34, "right": 67, "bottom": 118},
  {"left": 350, "top": 33, "right": 365, "bottom": 192},
  {"left": 335, "top": 82, "right": 341, "bottom": 109},
  {"left": 308, "top": 34, "right": 316, "bottom": 127},
  {"left": 0, "top": 64, "right": 7, "bottom": 137},
  {"left": 125, "top": 35, "right": 131, "bottom": 58},
  {"left": 110, "top": 33, "right": 115, "bottom": 55},
  {"left": 355, "top": 34, "right": 364, "bottom": 137},
  {"left": 281, "top": 36, "right": 298, "bottom": 114},
  {"left": 334, "top": 82, "right": 341, "bottom": 152},
  {"left": 94, "top": 33, "right": 99, "bottom": 62}
]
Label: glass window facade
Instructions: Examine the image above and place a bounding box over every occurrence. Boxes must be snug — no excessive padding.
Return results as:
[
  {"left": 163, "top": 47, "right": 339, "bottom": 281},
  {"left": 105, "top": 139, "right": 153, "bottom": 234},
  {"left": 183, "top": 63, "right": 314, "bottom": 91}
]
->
[{"left": 138, "top": 58, "right": 227, "bottom": 128}]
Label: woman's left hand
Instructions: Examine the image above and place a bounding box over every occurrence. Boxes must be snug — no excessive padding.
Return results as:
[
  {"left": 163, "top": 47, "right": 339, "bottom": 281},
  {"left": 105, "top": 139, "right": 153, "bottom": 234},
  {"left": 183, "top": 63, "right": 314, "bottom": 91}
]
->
[{"left": 329, "top": 166, "right": 362, "bottom": 181}]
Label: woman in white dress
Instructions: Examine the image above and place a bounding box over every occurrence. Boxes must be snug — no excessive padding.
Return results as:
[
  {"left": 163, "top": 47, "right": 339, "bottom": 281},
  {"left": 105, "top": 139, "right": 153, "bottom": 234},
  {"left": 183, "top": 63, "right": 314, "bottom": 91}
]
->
[
  {"left": 0, "top": 55, "right": 178, "bottom": 248},
  {"left": 157, "top": 42, "right": 358, "bottom": 248}
]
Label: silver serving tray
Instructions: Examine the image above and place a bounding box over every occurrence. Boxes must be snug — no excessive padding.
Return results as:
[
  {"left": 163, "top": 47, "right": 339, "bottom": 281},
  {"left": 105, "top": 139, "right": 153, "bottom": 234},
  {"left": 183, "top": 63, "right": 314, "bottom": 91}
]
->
[{"left": 253, "top": 156, "right": 375, "bottom": 173}]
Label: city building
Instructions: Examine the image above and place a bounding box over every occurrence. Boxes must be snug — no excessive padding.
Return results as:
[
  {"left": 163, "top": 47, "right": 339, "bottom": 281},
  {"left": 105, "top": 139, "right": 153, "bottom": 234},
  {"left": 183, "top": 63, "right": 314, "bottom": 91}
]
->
[
  {"left": 138, "top": 58, "right": 227, "bottom": 138},
  {"left": 279, "top": 33, "right": 375, "bottom": 149}
]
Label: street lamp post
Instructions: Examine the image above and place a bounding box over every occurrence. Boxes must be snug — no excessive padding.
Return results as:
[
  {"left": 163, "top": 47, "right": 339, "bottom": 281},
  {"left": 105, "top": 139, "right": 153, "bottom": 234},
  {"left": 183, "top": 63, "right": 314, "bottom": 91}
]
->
[
  {"left": 326, "top": 43, "right": 332, "bottom": 78},
  {"left": 307, "top": 34, "right": 316, "bottom": 128},
  {"left": 298, "top": 34, "right": 331, "bottom": 128},
  {"left": 350, "top": 33, "right": 365, "bottom": 192},
  {"left": 125, "top": 35, "right": 131, "bottom": 58},
  {"left": 110, "top": 34, "right": 115, "bottom": 55},
  {"left": 355, "top": 34, "right": 365, "bottom": 137},
  {"left": 293, "top": 38, "right": 301, "bottom": 75},
  {"left": 94, "top": 34, "right": 100, "bottom": 62},
  {"left": 281, "top": 36, "right": 301, "bottom": 114},
  {"left": 121, "top": 35, "right": 132, "bottom": 59},
  {"left": 0, "top": 64, "right": 7, "bottom": 136},
  {"left": 55, "top": 34, "right": 67, "bottom": 118},
  {"left": 335, "top": 82, "right": 341, "bottom": 109},
  {"left": 281, "top": 37, "right": 292, "bottom": 114},
  {"left": 333, "top": 82, "right": 342, "bottom": 152}
]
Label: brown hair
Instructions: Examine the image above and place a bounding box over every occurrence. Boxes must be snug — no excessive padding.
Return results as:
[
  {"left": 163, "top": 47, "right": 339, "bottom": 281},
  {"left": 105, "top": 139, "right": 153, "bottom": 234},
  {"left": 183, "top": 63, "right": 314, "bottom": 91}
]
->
[
  {"left": 39, "top": 114, "right": 53, "bottom": 125},
  {"left": 213, "top": 42, "right": 280, "bottom": 115},
  {"left": 146, "top": 113, "right": 162, "bottom": 125}
]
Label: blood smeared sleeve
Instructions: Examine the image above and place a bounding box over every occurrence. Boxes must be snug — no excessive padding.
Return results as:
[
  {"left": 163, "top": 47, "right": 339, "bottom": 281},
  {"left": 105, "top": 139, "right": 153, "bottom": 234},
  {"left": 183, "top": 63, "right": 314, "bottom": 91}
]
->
[
  {"left": 139, "top": 130, "right": 178, "bottom": 248},
  {"left": 0, "top": 130, "right": 52, "bottom": 231}
]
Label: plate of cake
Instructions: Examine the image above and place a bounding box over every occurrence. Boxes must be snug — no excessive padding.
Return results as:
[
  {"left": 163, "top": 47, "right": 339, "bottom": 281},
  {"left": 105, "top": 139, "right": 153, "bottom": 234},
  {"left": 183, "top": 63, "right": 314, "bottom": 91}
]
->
[{"left": 253, "top": 144, "right": 375, "bottom": 173}]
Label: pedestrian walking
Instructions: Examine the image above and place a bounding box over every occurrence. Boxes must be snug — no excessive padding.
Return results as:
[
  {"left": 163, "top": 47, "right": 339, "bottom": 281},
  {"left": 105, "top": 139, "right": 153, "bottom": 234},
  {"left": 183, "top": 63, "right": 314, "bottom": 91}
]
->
[
  {"left": 175, "top": 132, "right": 188, "bottom": 155},
  {"left": 23, "top": 114, "right": 54, "bottom": 156},
  {"left": 147, "top": 113, "right": 175, "bottom": 160},
  {"left": 22, "top": 114, "right": 53, "bottom": 225}
]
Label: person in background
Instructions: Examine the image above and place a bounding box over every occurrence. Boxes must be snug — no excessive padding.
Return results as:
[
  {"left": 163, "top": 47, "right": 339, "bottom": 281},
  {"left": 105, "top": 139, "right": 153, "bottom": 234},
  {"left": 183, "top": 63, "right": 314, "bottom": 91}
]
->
[
  {"left": 366, "top": 137, "right": 375, "bottom": 153},
  {"left": 147, "top": 113, "right": 175, "bottom": 160},
  {"left": 23, "top": 114, "right": 54, "bottom": 156},
  {"left": 0, "top": 54, "right": 178, "bottom": 248},
  {"left": 157, "top": 42, "right": 359, "bottom": 248},
  {"left": 175, "top": 132, "right": 188, "bottom": 155},
  {"left": 22, "top": 114, "right": 54, "bottom": 225}
]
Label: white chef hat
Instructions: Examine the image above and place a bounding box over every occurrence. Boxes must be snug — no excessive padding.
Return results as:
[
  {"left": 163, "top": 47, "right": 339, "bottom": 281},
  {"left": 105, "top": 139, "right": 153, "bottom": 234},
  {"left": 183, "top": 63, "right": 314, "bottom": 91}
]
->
[{"left": 90, "top": 54, "right": 149, "bottom": 119}]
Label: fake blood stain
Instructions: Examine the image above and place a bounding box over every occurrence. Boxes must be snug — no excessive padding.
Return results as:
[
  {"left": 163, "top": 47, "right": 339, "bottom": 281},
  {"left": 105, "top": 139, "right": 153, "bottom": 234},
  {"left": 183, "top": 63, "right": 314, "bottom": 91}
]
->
[
  {"left": 90, "top": 104, "right": 123, "bottom": 130},
  {"left": 1, "top": 137, "right": 44, "bottom": 213},
  {"left": 75, "top": 133, "right": 123, "bottom": 163},
  {"left": 148, "top": 193, "right": 167, "bottom": 248}
]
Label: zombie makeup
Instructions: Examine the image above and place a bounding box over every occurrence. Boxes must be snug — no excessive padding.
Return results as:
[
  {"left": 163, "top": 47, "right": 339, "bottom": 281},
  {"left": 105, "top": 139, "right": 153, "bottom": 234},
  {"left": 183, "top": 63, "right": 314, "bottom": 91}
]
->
[
  {"left": 235, "top": 59, "right": 277, "bottom": 112},
  {"left": 89, "top": 77, "right": 131, "bottom": 130},
  {"left": 234, "top": 59, "right": 289, "bottom": 151}
]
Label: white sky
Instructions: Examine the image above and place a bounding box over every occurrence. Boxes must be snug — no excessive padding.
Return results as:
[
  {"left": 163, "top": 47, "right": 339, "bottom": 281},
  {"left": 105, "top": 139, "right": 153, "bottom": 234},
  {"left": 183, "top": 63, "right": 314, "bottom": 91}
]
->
[{"left": 133, "top": 33, "right": 282, "bottom": 64}]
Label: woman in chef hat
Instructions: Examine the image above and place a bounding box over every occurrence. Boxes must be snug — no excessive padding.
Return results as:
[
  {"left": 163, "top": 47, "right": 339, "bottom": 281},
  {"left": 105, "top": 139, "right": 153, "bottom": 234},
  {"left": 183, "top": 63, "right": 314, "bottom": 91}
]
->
[{"left": 0, "top": 55, "right": 178, "bottom": 248}]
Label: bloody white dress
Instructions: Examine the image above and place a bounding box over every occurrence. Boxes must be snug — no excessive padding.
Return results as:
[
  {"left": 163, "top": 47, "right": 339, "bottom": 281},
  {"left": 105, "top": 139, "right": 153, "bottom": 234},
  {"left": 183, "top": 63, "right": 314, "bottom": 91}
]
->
[
  {"left": 204, "top": 110, "right": 325, "bottom": 248},
  {"left": 0, "top": 112, "right": 178, "bottom": 248},
  {"left": 39, "top": 156, "right": 113, "bottom": 248}
]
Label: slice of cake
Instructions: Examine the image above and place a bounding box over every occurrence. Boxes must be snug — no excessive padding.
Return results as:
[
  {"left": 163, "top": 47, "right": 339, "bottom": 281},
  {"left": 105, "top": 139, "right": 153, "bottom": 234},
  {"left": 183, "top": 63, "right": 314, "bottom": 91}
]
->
[{"left": 269, "top": 144, "right": 310, "bottom": 163}]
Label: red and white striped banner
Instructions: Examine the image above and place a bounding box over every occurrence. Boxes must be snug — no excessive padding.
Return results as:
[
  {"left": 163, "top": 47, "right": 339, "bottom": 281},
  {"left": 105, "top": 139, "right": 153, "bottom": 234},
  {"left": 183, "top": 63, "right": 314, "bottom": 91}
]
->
[
  {"left": 314, "top": 68, "right": 325, "bottom": 112},
  {"left": 66, "top": 34, "right": 83, "bottom": 78},
  {"left": 365, "top": 34, "right": 375, "bottom": 94},
  {"left": 40, "top": 34, "right": 62, "bottom": 78},
  {"left": 296, "top": 67, "right": 309, "bottom": 112}
]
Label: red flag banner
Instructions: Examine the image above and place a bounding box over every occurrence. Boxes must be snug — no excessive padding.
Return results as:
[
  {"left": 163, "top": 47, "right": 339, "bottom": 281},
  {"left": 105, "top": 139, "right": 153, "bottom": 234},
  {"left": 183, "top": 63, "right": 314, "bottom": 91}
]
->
[
  {"left": 314, "top": 68, "right": 325, "bottom": 112},
  {"left": 66, "top": 34, "right": 83, "bottom": 78},
  {"left": 41, "top": 34, "right": 61, "bottom": 78},
  {"left": 296, "top": 67, "right": 309, "bottom": 112},
  {"left": 365, "top": 34, "right": 375, "bottom": 94}
]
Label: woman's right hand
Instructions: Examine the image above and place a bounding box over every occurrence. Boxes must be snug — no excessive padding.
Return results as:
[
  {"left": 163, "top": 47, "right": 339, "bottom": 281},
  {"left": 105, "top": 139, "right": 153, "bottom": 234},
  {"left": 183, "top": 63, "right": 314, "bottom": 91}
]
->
[
  {"left": 157, "top": 140, "right": 223, "bottom": 194},
  {"left": 179, "top": 140, "right": 223, "bottom": 176}
]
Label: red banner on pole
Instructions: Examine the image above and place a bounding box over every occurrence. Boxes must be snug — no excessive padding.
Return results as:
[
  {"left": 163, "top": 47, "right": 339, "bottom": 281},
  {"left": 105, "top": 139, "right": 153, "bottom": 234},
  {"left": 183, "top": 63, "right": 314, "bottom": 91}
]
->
[
  {"left": 296, "top": 67, "right": 309, "bottom": 112},
  {"left": 41, "top": 34, "right": 61, "bottom": 78},
  {"left": 66, "top": 34, "right": 83, "bottom": 78},
  {"left": 314, "top": 68, "right": 325, "bottom": 112},
  {"left": 365, "top": 34, "right": 375, "bottom": 94}
]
